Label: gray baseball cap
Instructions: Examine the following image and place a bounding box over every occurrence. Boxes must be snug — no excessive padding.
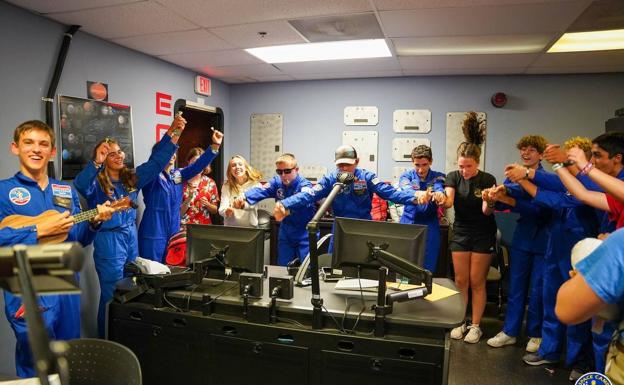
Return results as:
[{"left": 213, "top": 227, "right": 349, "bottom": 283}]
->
[{"left": 335, "top": 145, "right": 358, "bottom": 165}]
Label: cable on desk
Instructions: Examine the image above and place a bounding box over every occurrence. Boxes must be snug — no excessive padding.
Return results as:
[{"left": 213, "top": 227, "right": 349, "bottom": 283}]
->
[
  {"left": 276, "top": 317, "right": 307, "bottom": 329},
  {"left": 322, "top": 305, "right": 347, "bottom": 333},
  {"left": 163, "top": 291, "right": 184, "bottom": 312},
  {"left": 202, "top": 284, "right": 240, "bottom": 307}
]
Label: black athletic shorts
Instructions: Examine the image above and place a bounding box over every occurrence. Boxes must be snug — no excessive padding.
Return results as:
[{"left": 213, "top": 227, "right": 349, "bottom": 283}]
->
[{"left": 449, "top": 226, "right": 496, "bottom": 254}]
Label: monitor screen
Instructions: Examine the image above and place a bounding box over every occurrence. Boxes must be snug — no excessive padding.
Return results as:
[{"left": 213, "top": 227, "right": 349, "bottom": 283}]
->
[
  {"left": 332, "top": 217, "right": 427, "bottom": 280},
  {"left": 186, "top": 224, "right": 265, "bottom": 280}
]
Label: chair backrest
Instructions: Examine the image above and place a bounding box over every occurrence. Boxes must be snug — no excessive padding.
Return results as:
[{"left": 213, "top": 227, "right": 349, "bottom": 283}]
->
[{"left": 66, "top": 338, "right": 141, "bottom": 385}]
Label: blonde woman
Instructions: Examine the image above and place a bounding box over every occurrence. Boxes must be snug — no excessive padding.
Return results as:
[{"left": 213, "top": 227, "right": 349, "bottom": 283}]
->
[{"left": 219, "top": 155, "right": 262, "bottom": 227}]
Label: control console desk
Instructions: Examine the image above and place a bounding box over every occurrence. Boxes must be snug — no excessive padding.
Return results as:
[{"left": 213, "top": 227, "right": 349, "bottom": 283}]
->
[{"left": 108, "top": 266, "right": 464, "bottom": 385}]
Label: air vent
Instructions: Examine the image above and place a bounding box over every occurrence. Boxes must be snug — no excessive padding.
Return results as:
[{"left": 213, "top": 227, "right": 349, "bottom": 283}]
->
[{"left": 288, "top": 13, "right": 383, "bottom": 42}]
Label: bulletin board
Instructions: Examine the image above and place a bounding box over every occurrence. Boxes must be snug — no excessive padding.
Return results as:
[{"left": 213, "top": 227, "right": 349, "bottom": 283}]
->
[
  {"left": 445, "top": 112, "right": 487, "bottom": 173},
  {"left": 58, "top": 95, "right": 134, "bottom": 179}
]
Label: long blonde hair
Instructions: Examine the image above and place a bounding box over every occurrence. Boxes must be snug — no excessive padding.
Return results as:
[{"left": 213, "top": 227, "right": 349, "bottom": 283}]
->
[
  {"left": 92, "top": 138, "right": 137, "bottom": 197},
  {"left": 225, "top": 155, "right": 262, "bottom": 195}
]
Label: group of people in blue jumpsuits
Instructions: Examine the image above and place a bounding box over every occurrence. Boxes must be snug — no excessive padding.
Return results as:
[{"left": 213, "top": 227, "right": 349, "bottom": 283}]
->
[{"left": 3, "top": 114, "right": 624, "bottom": 382}]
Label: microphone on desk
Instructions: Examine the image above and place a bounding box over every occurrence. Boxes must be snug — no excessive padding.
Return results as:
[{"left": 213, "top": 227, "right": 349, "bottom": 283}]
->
[{"left": 386, "top": 287, "right": 429, "bottom": 305}]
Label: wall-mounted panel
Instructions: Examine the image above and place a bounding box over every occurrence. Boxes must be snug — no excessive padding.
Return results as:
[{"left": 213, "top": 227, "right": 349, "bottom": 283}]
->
[
  {"left": 250, "top": 113, "right": 283, "bottom": 179},
  {"left": 393, "top": 109, "right": 431, "bottom": 133},
  {"left": 392, "top": 137, "right": 431, "bottom": 162},
  {"left": 344, "top": 106, "right": 378, "bottom": 126},
  {"left": 342, "top": 131, "right": 378, "bottom": 173}
]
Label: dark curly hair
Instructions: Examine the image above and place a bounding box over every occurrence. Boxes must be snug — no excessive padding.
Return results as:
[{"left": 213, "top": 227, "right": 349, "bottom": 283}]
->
[{"left": 457, "top": 111, "right": 486, "bottom": 161}]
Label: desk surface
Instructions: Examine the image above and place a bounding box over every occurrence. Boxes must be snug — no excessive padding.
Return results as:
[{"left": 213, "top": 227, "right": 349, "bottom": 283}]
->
[{"left": 158, "top": 266, "right": 465, "bottom": 330}]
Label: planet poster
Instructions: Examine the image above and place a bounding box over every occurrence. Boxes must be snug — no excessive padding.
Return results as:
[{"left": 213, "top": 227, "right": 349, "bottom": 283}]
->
[{"left": 58, "top": 95, "right": 134, "bottom": 179}]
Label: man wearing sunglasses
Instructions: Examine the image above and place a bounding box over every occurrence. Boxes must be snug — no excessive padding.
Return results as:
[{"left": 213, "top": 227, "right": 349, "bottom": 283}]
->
[{"left": 235, "top": 153, "right": 315, "bottom": 266}]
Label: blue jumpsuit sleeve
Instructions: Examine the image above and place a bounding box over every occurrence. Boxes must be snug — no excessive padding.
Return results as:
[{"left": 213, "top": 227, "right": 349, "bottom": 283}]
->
[
  {"left": 245, "top": 181, "right": 277, "bottom": 205},
  {"left": 511, "top": 197, "right": 543, "bottom": 217},
  {"left": 370, "top": 176, "right": 415, "bottom": 205},
  {"left": 0, "top": 226, "right": 37, "bottom": 246},
  {"left": 532, "top": 169, "right": 565, "bottom": 192},
  {"left": 533, "top": 189, "right": 582, "bottom": 210},
  {"left": 179, "top": 149, "right": 218, "bottom": 181},
  {"left": 73, "top": 162, "right": 101, "bottom": 200},
  {"left": 432, "top": 177, "right": 445, "bottom": 193},
  {"left": 281, "top": 175, "right": 332, "bottom": 211},
  {"left": 135, "top": 135, "right": 178, "bottom": 190}
]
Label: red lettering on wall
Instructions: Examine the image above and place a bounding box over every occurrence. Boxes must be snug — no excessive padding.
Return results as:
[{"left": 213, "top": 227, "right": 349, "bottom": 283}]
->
[
  {"left": 156, "top": 92, "right": 172, "bottom": 116},
  {"left": 156, "top": 124, "right": 169, "bottom": 141}
]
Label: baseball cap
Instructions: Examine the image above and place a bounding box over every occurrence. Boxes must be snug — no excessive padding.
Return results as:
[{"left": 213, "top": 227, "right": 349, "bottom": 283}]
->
[{"left": 335, "top": 145, "right": 358, "bottom": 165}]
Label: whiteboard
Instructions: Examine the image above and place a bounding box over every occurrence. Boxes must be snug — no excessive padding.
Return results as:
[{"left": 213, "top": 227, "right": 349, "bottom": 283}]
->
[
  {"left": 250, "top": 113, "right": 283, "bottom": 180},
  {"left": 445, "top": 112, "right": 487, "bottom": 173},
  {"left": 342, "top": 131, "right": 378, "bottom": 174}
]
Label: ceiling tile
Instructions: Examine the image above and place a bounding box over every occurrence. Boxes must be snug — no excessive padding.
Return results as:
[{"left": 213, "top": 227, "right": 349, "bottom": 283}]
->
[
  {"left": 209, "top": 20, "right": 306, "bottom": 49},
  {"left": 47, "top": 1, "right": 198, "bottom": 39},
  {"left": 525, "top": 65, "right": 623, "bottom": 74},
  {"left": 275, "top": 57, "right": 401, "bottom": 74},
  {"left": 155, "top": 0, "right": 373, "bottom": 28},
  {"left": 402, "top": 67, "right": 527, "bottom": 76},
  {"left": 530, "top": 50, "right": 624, "bottom": 67},
  {"left": 399, "top": 54, "right": 538, "bottom": 70},
  {"left": 372, "top": 0, "right": 582, "bottom": 11},
  {"left": 379, "top": 1, "right": 590, "bottom": 37},
  {"left": 113, "top": 29, "right": 234, "bottom": 56},
  {"left": 6, "top": 0, "right": 136, "bottom": 14},
  {"left": 160, "top": 49, "right": 263, "bottom": 68},
  {"left": 291, "top": 69, "right": 403, "bottom": 80},
  {"left": 197, "top": 63, "right": 284, "bottom": 78},
  {"left": 254, "top": 74, "right": 297, "bottom": 82},
  {"left": 392, "top": 34, "right": 552, "bottom": 55}
]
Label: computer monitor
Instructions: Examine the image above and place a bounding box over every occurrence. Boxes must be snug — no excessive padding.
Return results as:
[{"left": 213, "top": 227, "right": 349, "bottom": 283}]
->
[
  {"left": 186, "top": 224, "right": 265, "bottom": 280},
  {"left": 332, "top": 217, "right": 427, "bottom": 280}
]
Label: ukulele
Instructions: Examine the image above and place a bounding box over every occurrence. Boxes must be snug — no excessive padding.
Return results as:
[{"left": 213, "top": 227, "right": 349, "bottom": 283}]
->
[{"left": 0, "top": 196, "right": 134, "bottom": 244}]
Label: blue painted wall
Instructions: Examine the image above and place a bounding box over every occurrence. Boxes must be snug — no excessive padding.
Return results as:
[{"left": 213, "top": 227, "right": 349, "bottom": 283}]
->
[{"left": 229, "top": 74, "right": 624, "bottom": 183}]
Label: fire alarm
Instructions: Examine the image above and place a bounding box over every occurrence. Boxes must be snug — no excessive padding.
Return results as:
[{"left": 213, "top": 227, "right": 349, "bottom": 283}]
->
[{"left": 491, "top": 92, "right": 507, "bottom": 108}]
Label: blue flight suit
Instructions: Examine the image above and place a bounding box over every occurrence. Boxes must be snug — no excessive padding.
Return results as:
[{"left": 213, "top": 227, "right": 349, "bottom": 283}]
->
[
  {"left": 74, "top": 134, "right": 177, "bottom": 337},
  {"left": 280, "top": 168, "right": 417, "bottom": 251},
  {"left": 532, "top": 169, "right": 598, "bottom": 368},
  {"left": 397, "top": 169, "right": 445, "bottom": 272},
  {"left": 0, "top": 172, "right": 96, "bottom": 377},
  {"left": 244, "top": 175, "right": 315, "bottom": 266},
  {"left": 138, "top": 147, "right": 218, "bottom": 263},
  {"left": 497, "top": 164, "right": 550, "bottom": 339}
]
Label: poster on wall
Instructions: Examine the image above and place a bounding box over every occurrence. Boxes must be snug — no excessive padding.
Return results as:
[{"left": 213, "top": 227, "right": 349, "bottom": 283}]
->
[{"left": 58, "top": 95, "right": 134, "bottom": 179}]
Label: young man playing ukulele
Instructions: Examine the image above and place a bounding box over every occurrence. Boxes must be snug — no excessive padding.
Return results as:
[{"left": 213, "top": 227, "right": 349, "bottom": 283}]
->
[{"left": 0, "top": 120, "right": 114, "bottom": 377}]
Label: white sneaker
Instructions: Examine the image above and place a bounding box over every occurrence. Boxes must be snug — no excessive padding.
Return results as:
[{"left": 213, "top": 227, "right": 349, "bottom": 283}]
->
[
  {"left": 450, "top": 323, "right": 467, "bottom": 340},
  {"left": 464, "top": 325, "right": 483, "bottom": 344},
  {"left": 486, "top": 331, "right": 517, "bottom": 348},
  {"left": 526, "top": 337, "right": 542, "bottom": 353}
]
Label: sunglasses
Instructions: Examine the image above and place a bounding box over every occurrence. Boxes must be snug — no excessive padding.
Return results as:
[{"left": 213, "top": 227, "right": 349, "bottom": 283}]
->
[{"left": 276, "top": 168, "right": 294, "bottom": 175}]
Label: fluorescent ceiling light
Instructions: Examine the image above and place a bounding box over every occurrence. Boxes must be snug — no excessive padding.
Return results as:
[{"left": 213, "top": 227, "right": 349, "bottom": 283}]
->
[
  {"left": 548, "top": 29, "right": 624, "bottom": 53},
  {"left": 245, "top": 39, "right": 391, "bottom": 63},
  {"left": 394, "top": 35, "right": 549, "bottom": 56}
]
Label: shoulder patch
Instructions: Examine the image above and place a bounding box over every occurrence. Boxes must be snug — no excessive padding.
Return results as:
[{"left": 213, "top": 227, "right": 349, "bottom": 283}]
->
[
  {"left": 301, "top": 186, "right": 314, "bottom": 195},
  {"left": 172, "top": 170, "right": 182, "bottom": 184},
  {"left": 9, "top": 187, "right": 31, "bottom": 206},
  {"left": 371, "top": 177, "right": 380, "bottom": 185},
  {"left": 51, "top": 184, "right": 73, "bottom": 199}
]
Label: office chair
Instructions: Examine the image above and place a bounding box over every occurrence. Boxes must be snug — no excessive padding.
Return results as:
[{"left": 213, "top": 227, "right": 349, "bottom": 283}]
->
[{"left": 66, "top": 338, "right": 141, "bottom": 385}]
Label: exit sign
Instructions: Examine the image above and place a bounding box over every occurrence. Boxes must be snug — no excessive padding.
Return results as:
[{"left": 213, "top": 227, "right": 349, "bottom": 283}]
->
[{"left": 195, "top": 75, "right": 211, "bottom": 96}]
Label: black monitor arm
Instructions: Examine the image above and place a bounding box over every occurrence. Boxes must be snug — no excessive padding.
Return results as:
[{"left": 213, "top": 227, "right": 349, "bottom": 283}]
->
[
  {"left": 367, "top": 242, "right": 433, "bottom": 338},
  {"left": 367, "top": 242, "right": 432, "bottom": 294},
  {"left": 306, "top": 171, "right": 354, "bottom": 330}
]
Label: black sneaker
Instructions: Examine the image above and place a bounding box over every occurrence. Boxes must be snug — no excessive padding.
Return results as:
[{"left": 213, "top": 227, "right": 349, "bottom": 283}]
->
[{"left": 523, "top": 352, "right": 559, "bottom": 366}]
